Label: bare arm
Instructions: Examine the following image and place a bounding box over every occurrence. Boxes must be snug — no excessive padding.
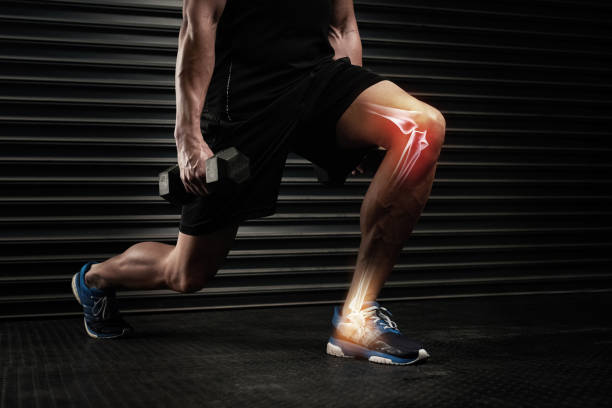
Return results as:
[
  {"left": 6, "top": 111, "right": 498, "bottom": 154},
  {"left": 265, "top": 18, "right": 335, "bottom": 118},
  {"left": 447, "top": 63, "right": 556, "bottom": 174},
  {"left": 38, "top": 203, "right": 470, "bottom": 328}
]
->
[
  {"left": 174, "top": 0, "right": 226, "bottom": 195},
  {"left": 328, "top": 0, "right": 362, "bottom": 66}
]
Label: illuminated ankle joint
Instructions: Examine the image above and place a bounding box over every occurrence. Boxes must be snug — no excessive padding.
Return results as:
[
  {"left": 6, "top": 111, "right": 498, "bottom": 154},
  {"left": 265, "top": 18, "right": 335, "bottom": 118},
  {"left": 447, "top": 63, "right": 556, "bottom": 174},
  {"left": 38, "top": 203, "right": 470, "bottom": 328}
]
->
[
  {"left": 346, "top": 272, "right": 371, "bottom": 317},
  {"left": 365, "top": 103, "right": 430, "bottom": 188},
  {"left": 337, "top": 305, "right": 397, "bottom": 345},
  {"left": 337, "top": 310, "right": 367, "bottom": 341}
]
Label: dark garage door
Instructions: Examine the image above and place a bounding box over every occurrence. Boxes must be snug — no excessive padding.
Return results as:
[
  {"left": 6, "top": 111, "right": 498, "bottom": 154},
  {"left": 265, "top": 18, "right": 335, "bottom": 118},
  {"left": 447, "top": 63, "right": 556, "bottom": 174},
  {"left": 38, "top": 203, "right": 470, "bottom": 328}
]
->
[{"left": 1, "top": 0, "right": 611, "bottom": 318}]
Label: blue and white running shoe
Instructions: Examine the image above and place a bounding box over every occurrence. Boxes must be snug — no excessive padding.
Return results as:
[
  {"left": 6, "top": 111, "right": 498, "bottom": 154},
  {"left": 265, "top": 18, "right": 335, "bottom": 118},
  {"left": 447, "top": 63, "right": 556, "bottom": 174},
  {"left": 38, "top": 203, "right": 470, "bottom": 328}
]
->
[
  {"left": 326, "top": 301, "right": 429, "bottom": 365},
  {"left": 71, "top": 261, "right": 133, "bottom": 339}
]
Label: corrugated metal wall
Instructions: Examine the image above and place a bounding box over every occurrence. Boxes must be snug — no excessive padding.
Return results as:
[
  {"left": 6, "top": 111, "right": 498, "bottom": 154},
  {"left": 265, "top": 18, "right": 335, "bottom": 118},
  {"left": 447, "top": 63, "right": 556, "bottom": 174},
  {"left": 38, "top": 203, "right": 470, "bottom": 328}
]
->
[{"left": 1, "top": 0, "right": 611, "bottom": 319}]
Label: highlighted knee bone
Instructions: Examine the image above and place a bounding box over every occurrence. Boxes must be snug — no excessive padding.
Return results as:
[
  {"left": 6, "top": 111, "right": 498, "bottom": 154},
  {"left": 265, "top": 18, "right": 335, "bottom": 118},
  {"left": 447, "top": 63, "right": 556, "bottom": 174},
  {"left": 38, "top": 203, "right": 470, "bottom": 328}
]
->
[{"left": 365, "top": 103, "right": 430, "bottom": 189}]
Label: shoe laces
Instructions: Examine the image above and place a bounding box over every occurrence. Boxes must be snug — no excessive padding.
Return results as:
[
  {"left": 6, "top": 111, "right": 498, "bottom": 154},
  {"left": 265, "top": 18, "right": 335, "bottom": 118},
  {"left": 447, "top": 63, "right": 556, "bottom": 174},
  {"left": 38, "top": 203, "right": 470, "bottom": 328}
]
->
[
  {"left": 91, "top": 294, "right": 119, "bottom": 321},
  {"left": 361, "top": 305, "right": 399, "bottom": 332},
  {"left": 341, "top": 304, "right": 400, "bottom": 344}
]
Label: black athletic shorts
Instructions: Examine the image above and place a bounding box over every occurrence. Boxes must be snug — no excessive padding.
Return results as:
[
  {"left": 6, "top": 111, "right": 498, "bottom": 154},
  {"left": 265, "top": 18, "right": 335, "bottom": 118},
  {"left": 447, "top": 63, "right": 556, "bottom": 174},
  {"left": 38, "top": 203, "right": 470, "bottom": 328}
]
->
[{"left": 179, "top": 56, "right": 386, "bottom": 236}]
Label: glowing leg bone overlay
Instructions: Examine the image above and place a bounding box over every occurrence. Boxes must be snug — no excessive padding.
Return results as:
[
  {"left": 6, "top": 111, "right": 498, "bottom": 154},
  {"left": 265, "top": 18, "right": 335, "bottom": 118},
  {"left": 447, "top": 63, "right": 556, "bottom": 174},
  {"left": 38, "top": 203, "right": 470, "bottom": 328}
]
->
[
  {"left": 366, "top": 103, "right": 430, "bottom": 190},
  {"left": 339, "top": 103, "right": 431, "bottom": 343}
]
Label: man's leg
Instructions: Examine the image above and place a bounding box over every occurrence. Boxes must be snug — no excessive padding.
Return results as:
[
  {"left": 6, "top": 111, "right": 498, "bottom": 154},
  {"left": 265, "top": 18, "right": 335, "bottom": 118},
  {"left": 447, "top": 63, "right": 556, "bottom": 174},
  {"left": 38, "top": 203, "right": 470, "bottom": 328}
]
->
[
  {"left": 85, "top": 225, "right": 239, "bottom": 293},
  {"left": 72, "top": 224, "right": 238, "bottom": 338},
  {"left": 335, "top": 80, "right": 446, "bottom": 320}
]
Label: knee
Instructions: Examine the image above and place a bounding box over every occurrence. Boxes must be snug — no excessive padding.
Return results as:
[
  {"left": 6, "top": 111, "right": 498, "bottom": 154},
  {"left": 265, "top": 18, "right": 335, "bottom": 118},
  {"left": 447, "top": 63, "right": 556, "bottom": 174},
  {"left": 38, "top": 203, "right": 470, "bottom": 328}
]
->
[
  {"left": 165, "top": 263, "right": 213, "bottom": 294},
  {"left": 418, "top": 107, "right": 446, "bottom": 153},
  {"left": 427, "top": 107, "right": 446, "bottom": 136},
  {"left": 384, "top": 106, "right": 445, "bottom": 154},
  {"left": 176, "top": 276, "right": 206, "bottom": 294}
]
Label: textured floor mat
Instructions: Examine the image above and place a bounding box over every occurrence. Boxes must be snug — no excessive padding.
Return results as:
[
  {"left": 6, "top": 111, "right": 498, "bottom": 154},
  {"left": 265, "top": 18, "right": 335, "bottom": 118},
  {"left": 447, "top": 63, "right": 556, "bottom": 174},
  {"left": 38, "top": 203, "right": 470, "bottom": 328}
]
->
[{"left": 1, "top": 293, "right": 611, "bottom": 407}]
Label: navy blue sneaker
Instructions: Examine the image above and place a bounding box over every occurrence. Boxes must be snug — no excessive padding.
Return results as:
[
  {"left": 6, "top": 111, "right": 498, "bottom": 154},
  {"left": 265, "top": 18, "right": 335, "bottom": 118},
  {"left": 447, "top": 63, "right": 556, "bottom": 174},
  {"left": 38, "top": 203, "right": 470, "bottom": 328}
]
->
[
  {"left": 326, "top": 301, "right": 429, "bottom": 365},
  {"left": 71, "top": 261, "right": 133, "bottom": 339}
]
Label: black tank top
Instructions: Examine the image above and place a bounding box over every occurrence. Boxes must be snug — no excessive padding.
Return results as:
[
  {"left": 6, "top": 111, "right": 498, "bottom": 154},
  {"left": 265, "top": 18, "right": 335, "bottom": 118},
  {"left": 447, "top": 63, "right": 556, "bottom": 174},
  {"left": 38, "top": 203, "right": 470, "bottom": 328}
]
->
[{"left": 203, "top": 0, "right": 335, "bottom": 121}]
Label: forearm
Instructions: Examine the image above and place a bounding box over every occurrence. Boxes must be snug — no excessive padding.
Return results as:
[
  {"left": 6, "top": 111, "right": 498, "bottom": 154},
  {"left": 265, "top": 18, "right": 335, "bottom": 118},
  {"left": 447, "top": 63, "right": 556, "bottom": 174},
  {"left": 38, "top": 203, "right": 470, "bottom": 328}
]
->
[
  {"left": 174, "top": 18, "right": 217, "bottom": 145},
  {"left": 328, "top": 24, "right": 363, "bottom": 66}
]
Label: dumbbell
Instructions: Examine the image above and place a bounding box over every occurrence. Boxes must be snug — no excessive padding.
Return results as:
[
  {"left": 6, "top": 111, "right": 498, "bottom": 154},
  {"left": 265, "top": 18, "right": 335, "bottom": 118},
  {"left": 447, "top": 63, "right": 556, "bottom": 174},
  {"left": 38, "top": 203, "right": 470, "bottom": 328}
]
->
[
  {"left": 314, "top": 147, "right": 386, "bottom": 186},
  {"left": 159, "top": 147, "right": 250, "bottom": 207}
]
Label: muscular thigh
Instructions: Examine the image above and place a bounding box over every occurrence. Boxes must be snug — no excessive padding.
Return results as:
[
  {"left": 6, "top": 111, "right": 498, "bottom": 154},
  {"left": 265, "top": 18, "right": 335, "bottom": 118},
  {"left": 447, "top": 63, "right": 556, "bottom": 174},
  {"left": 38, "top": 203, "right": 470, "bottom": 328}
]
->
[{"left": 336, "top": 80, "right": 438, "bottom": 150}]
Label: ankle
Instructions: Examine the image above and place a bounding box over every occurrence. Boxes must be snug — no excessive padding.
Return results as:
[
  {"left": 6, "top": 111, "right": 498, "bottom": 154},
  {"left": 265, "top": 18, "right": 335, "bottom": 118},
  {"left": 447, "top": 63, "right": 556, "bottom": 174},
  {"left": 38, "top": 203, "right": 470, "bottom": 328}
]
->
[
  {"left": 85, "top": 263, "right": 109, "bottom": 290},
  {"left": 341, "top": 298, "right": 377, "bottom": 317},
  {"left": 336, "top": 312, "right": 369, "bottom": 343}
]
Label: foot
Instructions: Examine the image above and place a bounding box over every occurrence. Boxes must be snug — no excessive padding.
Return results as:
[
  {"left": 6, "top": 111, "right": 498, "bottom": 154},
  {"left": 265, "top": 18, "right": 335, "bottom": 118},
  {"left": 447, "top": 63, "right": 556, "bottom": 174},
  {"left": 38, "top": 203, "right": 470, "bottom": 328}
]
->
[
  {"left": 71, "top": 261, "right": 133, "bottom": 339},
  {"left": 326, "top": 301, "right": 429, "bottom": 365}
]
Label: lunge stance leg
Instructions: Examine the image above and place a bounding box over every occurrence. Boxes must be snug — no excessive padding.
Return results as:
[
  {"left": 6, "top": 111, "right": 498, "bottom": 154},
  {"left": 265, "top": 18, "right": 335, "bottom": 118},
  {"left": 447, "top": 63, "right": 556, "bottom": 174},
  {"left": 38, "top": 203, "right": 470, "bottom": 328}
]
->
[
  {"left": 86, "top": 226, "right": 238, "bottom": 293},
  {"left": 335, "top": 80, "right": 446, "bottom": 343}
]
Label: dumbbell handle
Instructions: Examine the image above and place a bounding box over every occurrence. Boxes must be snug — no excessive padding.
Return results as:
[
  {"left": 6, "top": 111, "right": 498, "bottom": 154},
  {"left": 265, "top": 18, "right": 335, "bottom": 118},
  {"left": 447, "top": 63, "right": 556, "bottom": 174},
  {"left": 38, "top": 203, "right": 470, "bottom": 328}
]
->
[
  {"left": 159, "top": 147, "right": 250, "bottom": 206},
  {"left": 158, "top": 164, "right": 194, "bottom": 206}
]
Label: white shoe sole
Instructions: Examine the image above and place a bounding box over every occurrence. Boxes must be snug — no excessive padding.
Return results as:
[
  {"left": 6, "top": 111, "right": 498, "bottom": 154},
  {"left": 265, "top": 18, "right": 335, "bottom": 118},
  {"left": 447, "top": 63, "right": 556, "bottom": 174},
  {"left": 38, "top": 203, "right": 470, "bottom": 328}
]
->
[{"left": 326, "top": 339, "right": 430, "bottom": 365}]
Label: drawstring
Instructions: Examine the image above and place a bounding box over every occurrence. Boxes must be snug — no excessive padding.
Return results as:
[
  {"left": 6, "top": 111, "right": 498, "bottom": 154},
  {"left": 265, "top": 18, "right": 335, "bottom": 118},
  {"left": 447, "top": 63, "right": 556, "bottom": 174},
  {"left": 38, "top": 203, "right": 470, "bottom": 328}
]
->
[{"left": 225, "top": 59, "right": 233, "bottom": 121}]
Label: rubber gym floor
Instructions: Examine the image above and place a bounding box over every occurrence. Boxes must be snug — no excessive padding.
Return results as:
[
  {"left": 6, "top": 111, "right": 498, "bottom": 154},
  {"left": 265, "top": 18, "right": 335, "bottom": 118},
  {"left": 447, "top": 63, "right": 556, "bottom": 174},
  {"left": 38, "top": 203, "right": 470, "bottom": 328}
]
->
[{"left": 1, "top": 292, "right": 611, "bottom": 407}]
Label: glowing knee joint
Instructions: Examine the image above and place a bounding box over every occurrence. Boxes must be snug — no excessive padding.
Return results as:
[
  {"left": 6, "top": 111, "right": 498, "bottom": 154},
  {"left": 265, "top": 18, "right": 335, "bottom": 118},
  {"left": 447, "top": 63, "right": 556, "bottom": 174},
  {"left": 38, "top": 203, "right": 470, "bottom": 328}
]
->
[{"left": 365, "top": 103, "right": 430, "bottom": 189}]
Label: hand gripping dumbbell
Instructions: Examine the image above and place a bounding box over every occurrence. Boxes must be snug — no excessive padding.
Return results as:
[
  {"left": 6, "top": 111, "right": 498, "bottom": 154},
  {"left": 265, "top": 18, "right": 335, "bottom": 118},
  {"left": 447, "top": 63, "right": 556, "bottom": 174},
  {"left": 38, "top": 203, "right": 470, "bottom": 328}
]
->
[{"left": 159, "top": 147, "right": 250, "bottom": 207}]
